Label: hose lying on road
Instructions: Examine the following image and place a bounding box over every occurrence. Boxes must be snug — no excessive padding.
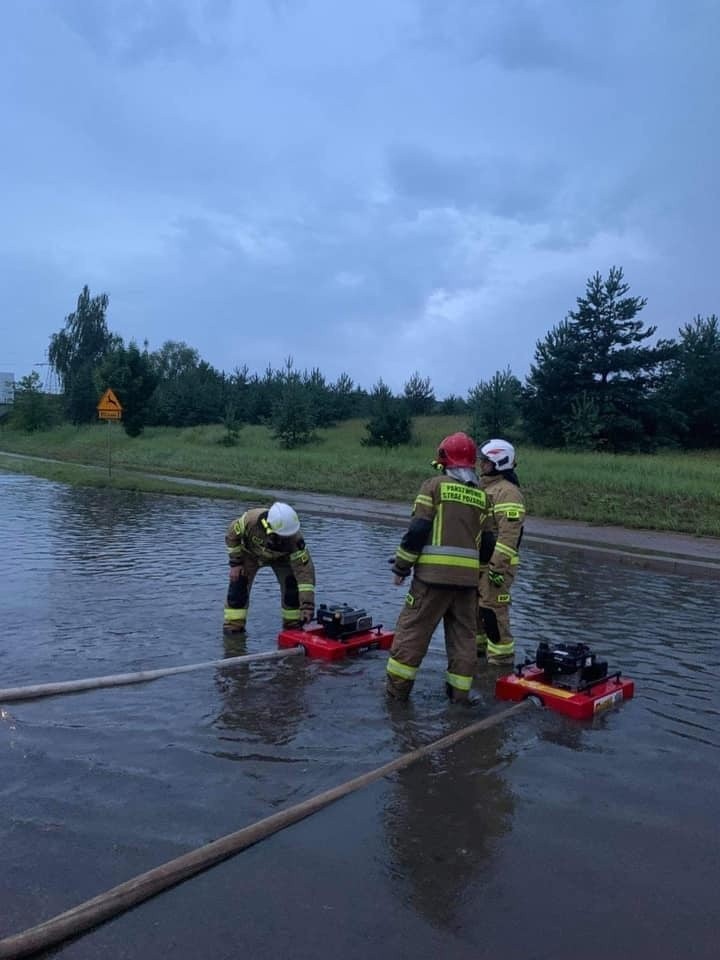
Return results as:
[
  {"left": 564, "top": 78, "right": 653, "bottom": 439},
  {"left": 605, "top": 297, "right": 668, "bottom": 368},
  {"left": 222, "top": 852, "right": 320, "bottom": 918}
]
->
[
  {"left": 0, "top": 699, "right": 534, "bottom": 960},
  {"left": 0, "top": 647, "right": 305, "bottom": 704}
]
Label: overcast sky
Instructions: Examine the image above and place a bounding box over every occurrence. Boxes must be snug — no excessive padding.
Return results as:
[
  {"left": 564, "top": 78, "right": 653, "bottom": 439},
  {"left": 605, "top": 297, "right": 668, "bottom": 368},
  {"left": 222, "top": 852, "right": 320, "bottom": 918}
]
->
[{"left": 1, "top": 0, "right": 718, "bottom": 397}]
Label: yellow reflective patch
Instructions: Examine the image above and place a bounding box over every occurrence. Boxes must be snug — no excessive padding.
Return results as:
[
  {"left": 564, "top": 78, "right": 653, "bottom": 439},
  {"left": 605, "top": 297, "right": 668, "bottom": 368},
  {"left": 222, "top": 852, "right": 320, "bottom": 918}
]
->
[
  {"left": 439, "top": 483, "right": 486, "bottom": 507},
  {"left": 514, "top": 678, "right": 574, "bottom": 699}
]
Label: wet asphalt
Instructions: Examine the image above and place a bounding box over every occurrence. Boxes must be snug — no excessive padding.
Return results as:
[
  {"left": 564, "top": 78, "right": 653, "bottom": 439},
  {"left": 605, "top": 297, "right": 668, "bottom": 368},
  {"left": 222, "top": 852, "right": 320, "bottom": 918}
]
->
[{"left": 1, "top": 473, "right": 719, "bottom": 960}]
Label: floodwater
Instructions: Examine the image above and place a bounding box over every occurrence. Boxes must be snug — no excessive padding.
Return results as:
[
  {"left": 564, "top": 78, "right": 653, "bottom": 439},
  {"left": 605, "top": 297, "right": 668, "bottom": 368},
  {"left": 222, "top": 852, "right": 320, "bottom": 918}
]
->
[{"left": 1, "top": 472, "right": 718, "bottom": 960}]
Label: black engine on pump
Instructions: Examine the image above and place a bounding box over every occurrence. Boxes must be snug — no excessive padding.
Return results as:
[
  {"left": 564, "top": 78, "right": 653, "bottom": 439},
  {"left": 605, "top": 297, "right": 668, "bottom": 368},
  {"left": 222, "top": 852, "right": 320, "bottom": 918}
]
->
[
  {"left": 535, "top": 641, "right": 608, "bottom": 691},
  {"left": 316, "top": 603, "right": 374, "bottom": 640}
]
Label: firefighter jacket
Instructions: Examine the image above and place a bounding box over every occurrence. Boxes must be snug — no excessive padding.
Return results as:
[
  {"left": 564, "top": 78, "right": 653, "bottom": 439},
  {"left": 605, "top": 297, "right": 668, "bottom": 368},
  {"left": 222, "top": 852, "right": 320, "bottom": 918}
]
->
[
  {"left": 479, "top": 472, "right": 525, "bottom": 576},
  {"left": 392, "top": 474, "right": 491, "bottom": 588},
  {"left": 225, "top": 508, "right": 316, "bottom": 610}
]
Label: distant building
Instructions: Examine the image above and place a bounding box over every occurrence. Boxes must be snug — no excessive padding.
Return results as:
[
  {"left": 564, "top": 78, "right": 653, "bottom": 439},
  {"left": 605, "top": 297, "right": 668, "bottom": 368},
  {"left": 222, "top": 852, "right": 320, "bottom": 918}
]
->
[{"left": 0, "top": 372, "right": 15, "bottom": 404}]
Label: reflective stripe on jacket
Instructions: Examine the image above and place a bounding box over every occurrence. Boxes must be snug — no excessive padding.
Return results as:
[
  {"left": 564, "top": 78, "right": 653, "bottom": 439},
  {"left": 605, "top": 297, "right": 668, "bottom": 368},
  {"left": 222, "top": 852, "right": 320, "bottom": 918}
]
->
[
  {"left": 394, "top": 475, "right": 491, "bottom": 587},
  {"left": 479, "top": 475, "right": 525, "bottom": 575},
  {"left": 225, "top": 508, "right": 316, "bottom": 606}
]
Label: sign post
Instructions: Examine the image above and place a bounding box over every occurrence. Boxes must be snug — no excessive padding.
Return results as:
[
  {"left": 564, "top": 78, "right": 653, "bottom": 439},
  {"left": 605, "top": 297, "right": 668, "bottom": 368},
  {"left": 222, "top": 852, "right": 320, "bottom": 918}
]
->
[{"left": 96, "top": 389, "right": 123, "bottom": 479}]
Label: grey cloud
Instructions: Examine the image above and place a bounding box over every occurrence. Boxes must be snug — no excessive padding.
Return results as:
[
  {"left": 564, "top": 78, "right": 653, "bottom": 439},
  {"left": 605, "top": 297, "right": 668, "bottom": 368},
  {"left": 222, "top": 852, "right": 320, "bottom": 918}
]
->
[
  {"left": 387, "top": 144, "right": 562, "bottom": 221},
  {"left": 414, "top": 0, "right": 618, "bottom": 76},
  {"left": 51, "top": 0, "right": 233, "bottom": 64},
  {"left": 2, "top": 0, "right": 719, "bottom": 395}
]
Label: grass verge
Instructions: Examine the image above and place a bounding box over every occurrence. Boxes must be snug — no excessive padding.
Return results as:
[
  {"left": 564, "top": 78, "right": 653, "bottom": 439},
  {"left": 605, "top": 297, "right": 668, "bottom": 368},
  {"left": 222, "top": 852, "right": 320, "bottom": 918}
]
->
[{"left": 1, "top": 418, "right": 719, "bottom": 537}]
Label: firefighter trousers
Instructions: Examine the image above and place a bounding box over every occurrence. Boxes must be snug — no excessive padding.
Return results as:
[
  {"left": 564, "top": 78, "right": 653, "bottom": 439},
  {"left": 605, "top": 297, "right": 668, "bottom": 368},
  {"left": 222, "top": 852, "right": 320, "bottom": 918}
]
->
[
  {"left": 477, "top": 570, "right": 516, "bottom": 662},
  {"left": 386, "top": 578, "right": 477, "bottom": 702},
  {"left": 223, "top": 554, "right": 302, "bottom": 631}
]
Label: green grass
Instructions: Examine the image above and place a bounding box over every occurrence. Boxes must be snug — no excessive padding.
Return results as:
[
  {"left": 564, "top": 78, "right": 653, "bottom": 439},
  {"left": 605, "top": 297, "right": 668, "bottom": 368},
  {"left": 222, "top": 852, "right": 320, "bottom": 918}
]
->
[{"left": 2, "top": 418, "right": 720, "bottom": 537}]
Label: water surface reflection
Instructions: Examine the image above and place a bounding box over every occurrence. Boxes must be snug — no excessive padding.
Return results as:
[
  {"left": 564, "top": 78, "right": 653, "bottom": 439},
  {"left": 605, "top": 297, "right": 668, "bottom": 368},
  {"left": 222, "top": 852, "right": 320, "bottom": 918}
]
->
[{"left": 1, "top": 472, "right": 718, "bottom": 960}]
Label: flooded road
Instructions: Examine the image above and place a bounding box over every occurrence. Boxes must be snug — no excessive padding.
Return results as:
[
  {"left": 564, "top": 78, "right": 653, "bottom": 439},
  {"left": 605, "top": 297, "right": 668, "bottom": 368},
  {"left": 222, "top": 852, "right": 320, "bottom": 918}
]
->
[{"left": 1, "top": 472, "right": 718, "bottom": 960}]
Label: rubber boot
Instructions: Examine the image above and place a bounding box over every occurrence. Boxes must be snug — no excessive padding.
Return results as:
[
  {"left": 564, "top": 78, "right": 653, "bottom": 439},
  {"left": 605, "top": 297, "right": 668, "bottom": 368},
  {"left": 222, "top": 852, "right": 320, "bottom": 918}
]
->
[
  {"left": 445, "top": 683, "right": 482, "bottom": 707},
  {"left": 386, "top": 675, "right": 414, "bottom": 702}
]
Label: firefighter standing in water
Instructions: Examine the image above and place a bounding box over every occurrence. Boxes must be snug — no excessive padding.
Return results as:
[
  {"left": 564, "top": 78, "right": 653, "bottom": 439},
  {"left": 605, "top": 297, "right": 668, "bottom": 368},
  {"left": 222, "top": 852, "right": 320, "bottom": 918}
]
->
[
  {"left": 476, "top": 439, "right": 525, "bottom": 664},
  {"left": 386, "top": 432, "right": 491, "bottom": 705},
  {"left": 223, "top": 502, "right": 315, "bottom": 633}
]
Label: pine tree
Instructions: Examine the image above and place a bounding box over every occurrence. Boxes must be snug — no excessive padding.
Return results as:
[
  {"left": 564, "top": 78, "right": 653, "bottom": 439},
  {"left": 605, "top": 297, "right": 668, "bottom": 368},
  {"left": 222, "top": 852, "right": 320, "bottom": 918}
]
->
[
  {"left": 466, "top": 367, "right": 522, "bottom": 441},
  {"left": 271, "top": 358, "right": 317, "bottom": 449},
  {"left": 362, "top": 379, "right": 413, "bottom": 448},
  {"left": 403, "top": 371, "right": 435, "bottom": 415},
  {"left": 10, "top": 372, "right": 55, "bottom": 432},
  {"left": 524, "top": 267, "right": 675, "bottom": 450},
  {"left": 660, "top": 315, "right": 720, "bottom": 447}
]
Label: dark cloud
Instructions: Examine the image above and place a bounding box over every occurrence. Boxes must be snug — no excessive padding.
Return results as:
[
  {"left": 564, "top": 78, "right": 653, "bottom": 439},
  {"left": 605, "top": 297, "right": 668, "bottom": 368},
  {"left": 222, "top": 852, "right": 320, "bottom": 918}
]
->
[
  {"left": 1, "top": 0, "right": 719, "bottom": 395},
  {"left": 413, "top": 0, "right": 617, "bottom": 76},
  {"left": 387, "top": 144, "right": 561, "bottom": 221},
  {"left": 53, "top": 0, "right": 233, "bottom": 64}
]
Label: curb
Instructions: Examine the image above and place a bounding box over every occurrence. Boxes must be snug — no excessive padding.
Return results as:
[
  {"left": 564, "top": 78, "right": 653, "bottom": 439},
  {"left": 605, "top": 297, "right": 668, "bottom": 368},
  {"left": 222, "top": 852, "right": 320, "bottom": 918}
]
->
[{"left": 521, "top": 533, "right": 720, "bottom": 580}]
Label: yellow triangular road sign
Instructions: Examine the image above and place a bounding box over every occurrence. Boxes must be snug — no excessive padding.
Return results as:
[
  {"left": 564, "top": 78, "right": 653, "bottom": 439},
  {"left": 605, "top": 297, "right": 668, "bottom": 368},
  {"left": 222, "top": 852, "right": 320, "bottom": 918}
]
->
[{"left": 97, "top": 388, "right": 123, "bottom": 419}]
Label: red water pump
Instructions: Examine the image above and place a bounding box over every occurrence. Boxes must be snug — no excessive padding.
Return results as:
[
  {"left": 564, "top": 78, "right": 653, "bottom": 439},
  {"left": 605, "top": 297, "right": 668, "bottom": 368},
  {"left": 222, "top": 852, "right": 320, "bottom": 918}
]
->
[
  {"left": 278, "top": 602, "right": 394, "bottom": 661},
  {"left": 495, "top": 641, "right": 634, "bottom": 720}
]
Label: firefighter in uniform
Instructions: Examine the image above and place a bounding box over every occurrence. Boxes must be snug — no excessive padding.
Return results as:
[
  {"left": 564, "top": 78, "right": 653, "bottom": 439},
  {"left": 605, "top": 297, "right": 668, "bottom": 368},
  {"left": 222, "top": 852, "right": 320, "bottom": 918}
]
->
[
  {"left": 223, "top": 502, "right": 315, "bottom": 633},
  {"left": 386, "top": 433, "right": 491, "bottom": 705},
  {"left": 477, "top": 439, "right": 525, "bottom": 664}
]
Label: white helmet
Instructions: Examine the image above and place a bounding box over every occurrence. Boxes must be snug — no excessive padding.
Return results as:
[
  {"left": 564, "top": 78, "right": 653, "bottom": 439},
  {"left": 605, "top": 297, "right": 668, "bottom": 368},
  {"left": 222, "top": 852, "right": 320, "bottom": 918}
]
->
[
  {"left": 267, "top": 502, "right": 301, "bottom": 537},
  {"left": 480, "top": 439, "right": 516, "bottom": 471}
]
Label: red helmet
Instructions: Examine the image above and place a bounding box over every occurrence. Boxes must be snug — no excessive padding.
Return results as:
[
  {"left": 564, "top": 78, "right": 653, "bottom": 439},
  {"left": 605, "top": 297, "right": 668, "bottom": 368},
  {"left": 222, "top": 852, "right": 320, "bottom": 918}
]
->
[{"left": 436, "top": 432, "right": 477, "bottom": 468}]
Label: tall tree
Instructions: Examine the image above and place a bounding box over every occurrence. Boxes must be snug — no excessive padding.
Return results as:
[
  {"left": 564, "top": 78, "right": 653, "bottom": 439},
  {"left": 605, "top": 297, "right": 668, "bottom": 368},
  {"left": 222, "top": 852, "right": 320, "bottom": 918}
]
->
[
  {"left": 302, "top": 366, "right": 335, "bottom": 427},
  {"left": 466, "top": 367, "right": 522, "bottom": 441},
  {"left": 48, "top": 286, "right": 117, "bottom": 423},
  {"left": 362, "top": 379, "right": 413, "bottom": 448},
  {"left": 243, "top": 364, "right": 285, "bottom": 424},
  {"left": 328, "top": 372, "right": 358, "bottom": 421},
  {"left": 148, "top": 340, "right": 225, "bottom": 426},
  {"left": 660, "top": 315, "right": 720, "bottom": 447},
  {"left": 271, "top": 358, "right": 317, "bottom": 448},
  {"left": 524, "top": 267, "right": 675, "bottom": 450},
  {"left": 152, "top": 340, "right": 201, "bottom": 380},
  {"left": 523, "top": 319, "right": 588, "bottom": 446},
  {"left": 403, "top": 371, "right": 435, "bottom": 415},
  {"left": 96, "top": 340, "right": 159, "bottom": 437}
]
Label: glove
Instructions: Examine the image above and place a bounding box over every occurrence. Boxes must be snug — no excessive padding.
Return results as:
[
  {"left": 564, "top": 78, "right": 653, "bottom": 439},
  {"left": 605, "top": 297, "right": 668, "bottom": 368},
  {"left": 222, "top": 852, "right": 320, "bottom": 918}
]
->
[
  {"left": 488, "top": 569, "right": 504, "bottom": 587},
  {"left": 301, "top": 606, "right": 314, "bottom": 623}
]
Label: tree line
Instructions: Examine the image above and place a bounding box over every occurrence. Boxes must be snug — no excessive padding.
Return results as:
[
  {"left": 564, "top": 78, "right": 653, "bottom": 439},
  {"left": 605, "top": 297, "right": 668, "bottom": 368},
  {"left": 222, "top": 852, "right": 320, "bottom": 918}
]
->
[{"left": 7, "top": 268, "right": 720, "bottom": 452}]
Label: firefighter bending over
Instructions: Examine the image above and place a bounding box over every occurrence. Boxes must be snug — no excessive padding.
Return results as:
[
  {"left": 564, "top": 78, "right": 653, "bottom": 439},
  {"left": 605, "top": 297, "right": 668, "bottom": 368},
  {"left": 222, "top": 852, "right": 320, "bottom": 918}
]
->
[
  {"left": 477, "top": 439, "right": 525, "bottom": 664},
  {"left": 386, "top": 432, "right": 492, "bottom": 705},
  {"left": 223, "top": 502, "right": 315, "bottom": 633}
]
